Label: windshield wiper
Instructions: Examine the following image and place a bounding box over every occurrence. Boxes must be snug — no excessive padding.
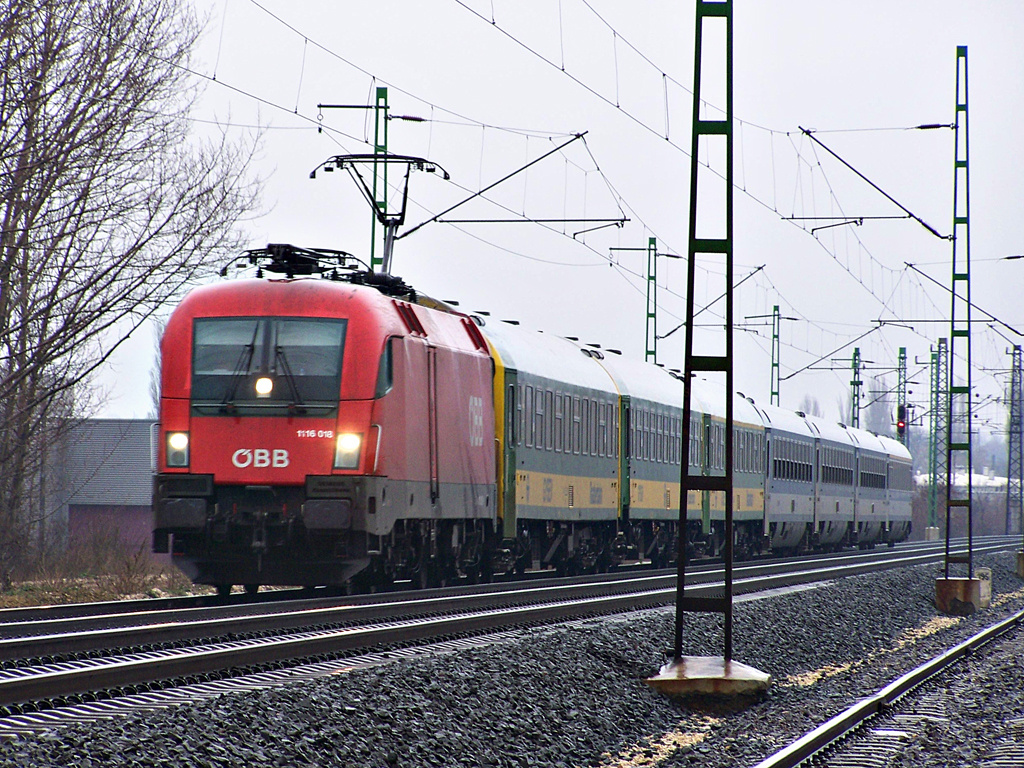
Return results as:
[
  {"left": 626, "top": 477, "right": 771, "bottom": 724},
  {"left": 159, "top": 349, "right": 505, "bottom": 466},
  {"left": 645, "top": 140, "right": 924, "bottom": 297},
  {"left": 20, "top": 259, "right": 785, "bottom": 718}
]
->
[
  {"left": 273, "top": 345, "right": 306, "bottom": 414},
  {"left": 221, "top": 324, "right": 260, "bottom": 413}
]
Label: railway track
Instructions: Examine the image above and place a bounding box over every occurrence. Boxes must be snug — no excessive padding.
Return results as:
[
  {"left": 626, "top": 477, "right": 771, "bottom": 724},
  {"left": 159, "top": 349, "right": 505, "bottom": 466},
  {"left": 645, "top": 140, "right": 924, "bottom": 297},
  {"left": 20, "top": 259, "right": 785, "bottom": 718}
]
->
[
  {"left": 0, "top": 536, "right": 1013, "bottom": 723},
  {"left": 1, "top": 535, "right": 1006, "bottom": 631},
  {"left": 0, "top": 538, "right": 1011, "bottom": 659},
  {"left": 753, "top": 604, "right": 1024, "bottom": 768}
]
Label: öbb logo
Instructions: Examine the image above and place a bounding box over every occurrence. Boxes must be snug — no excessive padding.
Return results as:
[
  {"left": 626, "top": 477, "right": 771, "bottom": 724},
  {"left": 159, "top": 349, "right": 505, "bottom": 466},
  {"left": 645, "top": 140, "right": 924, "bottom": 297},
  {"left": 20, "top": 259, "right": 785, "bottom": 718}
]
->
[{"left": 232, "top": 449, "right": 290, "bottom": 468}]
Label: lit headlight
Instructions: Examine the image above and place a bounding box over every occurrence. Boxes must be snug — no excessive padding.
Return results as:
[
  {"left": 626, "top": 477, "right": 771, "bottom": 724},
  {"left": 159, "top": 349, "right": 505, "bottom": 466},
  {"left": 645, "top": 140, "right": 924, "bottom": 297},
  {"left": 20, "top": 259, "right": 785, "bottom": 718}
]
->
[
  {"left": 334, "top": 433, "right": 362, "bottom": 469},
  {"left": 255, "top": 376, "right": 274, "bottom": 398},
  {"left": 166, "top": 431, "right": 189, "bottom": 467}
]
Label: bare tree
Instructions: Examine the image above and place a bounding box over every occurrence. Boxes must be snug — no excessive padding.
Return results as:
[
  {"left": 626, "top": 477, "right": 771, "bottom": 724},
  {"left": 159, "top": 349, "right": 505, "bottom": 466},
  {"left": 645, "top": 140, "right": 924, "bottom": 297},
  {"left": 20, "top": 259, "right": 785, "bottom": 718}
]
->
[
  {"left": 864, "top": 375, "right": 894, "bottom": 437},
  {"left": 797, "top": 394, "right": 823, "bottom": 418},
  {"left": 0, "top": 0, "right": 260, "bottom": 584}
]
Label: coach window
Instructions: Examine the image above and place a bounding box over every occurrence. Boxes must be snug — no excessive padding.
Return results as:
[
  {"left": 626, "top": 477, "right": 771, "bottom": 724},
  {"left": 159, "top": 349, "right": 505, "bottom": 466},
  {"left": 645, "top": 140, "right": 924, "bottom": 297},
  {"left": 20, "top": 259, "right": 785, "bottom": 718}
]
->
[
  {"left": 643, "top": 410, "right": 650, "bottom": 461},
  {"left": 569, "top": 397, "right": 577, "bottom": 450},
  {"left": 613, "top": 404, "right": 620, "bottom": 457},
  {"left": 507, "top": 384, "right": 516, "bottom": 445},
  {"left": 586, "top": 399, "right": 592, "bottom": 456},
  {"left": 636, "top": 409, "right": 643, "bottom": 460},
  {"left": 535, "top": 389, "right": 545, "bottom": 450},
  {"left": 537, "top": 390, "right": 545, "bottom": 450},
  {"left": 580, "top": 399, "right": 589, "bottom": 455},
  {"left": 602, "top": 403, "right": 610, "bottom": 456},
  {"left": 649, "top": 411, "right": 655, "bottom": 461},
  {"left": 633, "top": 410, "right": 639, "bottom": 460},
  {"left": 668, "top": 417, "right": 675, "bottom": 464},
  {"left": 665, "top": 415, "right": 671, "bottom": 464},
  {"left": 572, "top": 396, "right": 581, "bottom": 454},
  {"left": 554, "top": 394, "right": 564, "bottom": 452},
  {"left": 525, "top": 386, "right": 534, "bottom": 447},
  {"left": 375, "top": 337, "right": 394, "bottom": 397},
  {"left": 640, "top": 410, "right": 647, "bottom": 460},
  {"left": 516, "top": 385, "right": 524, "bottom": 446},
  {"left": 672, "top": 417, "right": 677, "bottom": 463},
  {"left": 544, "top": 391, "right": 554, "bottom": 450},
  {"left": 633, "top": 411, "right": 640, "bottom": 460}
]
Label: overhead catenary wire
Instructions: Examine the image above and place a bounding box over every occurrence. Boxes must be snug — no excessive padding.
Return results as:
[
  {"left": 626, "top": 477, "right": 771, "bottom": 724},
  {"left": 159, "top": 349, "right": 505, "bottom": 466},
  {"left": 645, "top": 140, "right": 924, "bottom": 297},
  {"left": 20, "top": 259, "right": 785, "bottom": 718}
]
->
[
  {"left": 233, "top": 0, "right": 949, "bottom": 345},
  {"left": 59, "top": 0, "right": 1010, "bottom": 416},
  {"left": 800, "top": 127, "right": 950, "bottom": 241}
]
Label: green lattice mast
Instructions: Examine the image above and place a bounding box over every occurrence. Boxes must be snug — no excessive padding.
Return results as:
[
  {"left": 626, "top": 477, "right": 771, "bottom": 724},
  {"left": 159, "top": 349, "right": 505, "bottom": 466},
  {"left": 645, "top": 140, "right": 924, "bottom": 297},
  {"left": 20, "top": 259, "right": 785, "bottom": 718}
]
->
[{"left": 944, "top": 46, "right": 974, "bottom": 579}]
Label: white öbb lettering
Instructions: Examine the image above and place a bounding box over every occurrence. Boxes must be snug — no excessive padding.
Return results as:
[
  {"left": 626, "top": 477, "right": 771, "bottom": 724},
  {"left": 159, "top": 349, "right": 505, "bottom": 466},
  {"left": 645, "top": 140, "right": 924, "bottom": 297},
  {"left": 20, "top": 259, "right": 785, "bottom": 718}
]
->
[{"left": 232, "top": 449, "right": 290, "bottom": 468}]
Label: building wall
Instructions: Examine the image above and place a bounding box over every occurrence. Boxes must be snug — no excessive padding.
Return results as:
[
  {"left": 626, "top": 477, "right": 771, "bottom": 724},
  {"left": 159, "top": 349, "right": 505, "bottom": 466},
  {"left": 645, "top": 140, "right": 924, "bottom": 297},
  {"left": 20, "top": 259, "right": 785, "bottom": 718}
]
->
[
  {"left": 67, "top": 505, "right": 154, "bottom": 556},
  {"left": 48, "top": 420, "right": 160, "bottom": 559}
]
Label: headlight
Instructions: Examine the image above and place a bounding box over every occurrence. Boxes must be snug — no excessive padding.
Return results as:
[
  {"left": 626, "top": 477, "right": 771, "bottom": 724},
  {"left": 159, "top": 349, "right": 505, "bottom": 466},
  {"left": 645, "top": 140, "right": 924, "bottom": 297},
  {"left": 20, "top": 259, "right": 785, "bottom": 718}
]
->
[
  {"left": 255, "top": 376, "right": 274, "bottom": 397},
  {"left": 167, "top": 431, "right": 189, "bottom": 467},
  {"left": 334, "top": 433, "right": 362, "bottom": 469}
]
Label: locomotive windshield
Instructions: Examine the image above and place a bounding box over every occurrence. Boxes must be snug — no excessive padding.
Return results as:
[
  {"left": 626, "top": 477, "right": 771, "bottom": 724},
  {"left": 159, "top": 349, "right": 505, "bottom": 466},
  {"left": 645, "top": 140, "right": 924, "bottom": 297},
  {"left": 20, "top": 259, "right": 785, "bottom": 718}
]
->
[{"left": 191, "top": 317, "right": 347, "bottom": 415}]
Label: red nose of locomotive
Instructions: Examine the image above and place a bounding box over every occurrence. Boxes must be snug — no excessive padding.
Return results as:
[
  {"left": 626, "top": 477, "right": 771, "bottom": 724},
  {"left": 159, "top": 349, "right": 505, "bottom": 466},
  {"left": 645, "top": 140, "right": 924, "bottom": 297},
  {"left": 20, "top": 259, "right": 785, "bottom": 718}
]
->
[{"left": 153, "top": 279, "right": 385, "bottom": 588}]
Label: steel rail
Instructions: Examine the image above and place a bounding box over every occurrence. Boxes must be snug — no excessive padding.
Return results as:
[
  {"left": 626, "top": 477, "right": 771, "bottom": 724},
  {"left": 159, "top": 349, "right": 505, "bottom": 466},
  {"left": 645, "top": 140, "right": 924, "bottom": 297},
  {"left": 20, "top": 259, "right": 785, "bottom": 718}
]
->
[
  {"left": 0, "top": 539, "right": 1011, "bottom": 661},
  {"left": 0, "top": 540, "right": 1014, "bottom": 708},
  {"left": 750, "top": 607, "right": 1024, "bottom": 768},
  {"left": 0, "top": 540, "right": 1012, "bottom": 662},
  {"left": 0, "top": 536, "right": 1006, "bottom": 628}
]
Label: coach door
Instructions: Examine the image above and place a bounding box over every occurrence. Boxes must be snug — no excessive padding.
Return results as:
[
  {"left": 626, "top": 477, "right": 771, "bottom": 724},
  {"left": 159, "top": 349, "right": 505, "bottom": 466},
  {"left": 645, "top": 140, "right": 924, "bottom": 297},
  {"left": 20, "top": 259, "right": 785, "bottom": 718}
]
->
[
  {"left": 502, "top": 371, "right": 518, "bottom": 539},
  {"left": 427, "top": 345, "right": 440, "bottom": 504}
]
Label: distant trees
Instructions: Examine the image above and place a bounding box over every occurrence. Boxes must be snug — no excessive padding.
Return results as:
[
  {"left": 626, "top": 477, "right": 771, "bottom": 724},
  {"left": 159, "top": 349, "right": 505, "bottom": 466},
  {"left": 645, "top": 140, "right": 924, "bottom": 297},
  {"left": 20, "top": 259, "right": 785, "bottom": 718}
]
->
[
  {"left": 797, "top": 395, "right": 823, "bottom": 419},
  {"left": 0, "top": 0, "right": 260, "bottom": 584}
]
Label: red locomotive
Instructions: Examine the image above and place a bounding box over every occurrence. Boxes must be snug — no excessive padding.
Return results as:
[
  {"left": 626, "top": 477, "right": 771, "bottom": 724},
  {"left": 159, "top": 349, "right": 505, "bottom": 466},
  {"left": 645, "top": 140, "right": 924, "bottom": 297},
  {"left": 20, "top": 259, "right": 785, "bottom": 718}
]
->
[{"left": 153, "top": 246, "right": 496, "bottom": 593}]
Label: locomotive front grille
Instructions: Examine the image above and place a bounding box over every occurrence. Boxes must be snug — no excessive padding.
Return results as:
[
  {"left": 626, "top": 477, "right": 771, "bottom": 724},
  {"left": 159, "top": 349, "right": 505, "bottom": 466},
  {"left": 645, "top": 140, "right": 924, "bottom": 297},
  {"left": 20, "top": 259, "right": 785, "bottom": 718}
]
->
[
  {"left": 306, "top": 474, "right": 363, "bottom": 499},
  {"left": 159, "top": 474, "right": 214, "bottom": 497}
]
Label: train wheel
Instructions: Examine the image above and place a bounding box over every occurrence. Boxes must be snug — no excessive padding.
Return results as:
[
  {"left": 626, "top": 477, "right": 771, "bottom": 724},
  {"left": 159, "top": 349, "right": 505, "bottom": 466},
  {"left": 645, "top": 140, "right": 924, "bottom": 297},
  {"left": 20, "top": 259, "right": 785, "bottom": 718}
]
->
[
  {"left": 244, "top": 584, "right": 260, "bottom": 595},
  {"left": 415, "top": 562, "right": 433, "bottom": 590},
  {"left": 215, "top": 584, "right": 233, "bottom": 597}
]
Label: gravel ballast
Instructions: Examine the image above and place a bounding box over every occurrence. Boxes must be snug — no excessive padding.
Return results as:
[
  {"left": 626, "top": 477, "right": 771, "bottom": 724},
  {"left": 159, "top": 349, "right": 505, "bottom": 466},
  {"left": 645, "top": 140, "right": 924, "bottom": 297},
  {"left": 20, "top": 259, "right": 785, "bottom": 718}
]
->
[{"left": 2, "top": 551, "right": 1023, "bottom": 768}]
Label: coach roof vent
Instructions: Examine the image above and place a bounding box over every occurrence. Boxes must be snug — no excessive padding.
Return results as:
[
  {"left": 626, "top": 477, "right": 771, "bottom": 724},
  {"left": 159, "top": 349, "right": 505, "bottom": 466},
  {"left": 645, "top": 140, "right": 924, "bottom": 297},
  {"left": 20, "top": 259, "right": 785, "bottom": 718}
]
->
[
  {"left": 392, "top": 300, "right": 427, "bottom": 337},
  {"left": 461, "top": 317, "right": 488, "bottom": 352}
]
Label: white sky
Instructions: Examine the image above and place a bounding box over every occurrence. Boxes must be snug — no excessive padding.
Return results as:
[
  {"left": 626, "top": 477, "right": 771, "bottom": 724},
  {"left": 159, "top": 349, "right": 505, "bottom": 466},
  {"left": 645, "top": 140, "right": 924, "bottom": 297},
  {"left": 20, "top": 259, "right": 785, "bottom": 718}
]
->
[{"left": 97, "top": 0, "right": 1024, "bottom": 445}]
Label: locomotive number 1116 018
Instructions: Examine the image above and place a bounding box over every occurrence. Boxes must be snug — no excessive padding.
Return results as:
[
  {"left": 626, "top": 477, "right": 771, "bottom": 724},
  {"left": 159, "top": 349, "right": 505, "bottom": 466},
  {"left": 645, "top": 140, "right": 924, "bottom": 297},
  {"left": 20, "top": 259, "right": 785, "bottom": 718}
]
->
[{"left": 296, "top": 429, "right": 334, "bottom": 439}]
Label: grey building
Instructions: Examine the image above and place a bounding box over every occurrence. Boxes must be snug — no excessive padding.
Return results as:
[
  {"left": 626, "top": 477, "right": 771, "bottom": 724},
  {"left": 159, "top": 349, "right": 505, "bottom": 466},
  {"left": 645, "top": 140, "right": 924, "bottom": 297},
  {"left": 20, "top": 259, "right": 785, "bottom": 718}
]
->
[{"left": 46, "top": 419, "right": 158, "bottom": 557}]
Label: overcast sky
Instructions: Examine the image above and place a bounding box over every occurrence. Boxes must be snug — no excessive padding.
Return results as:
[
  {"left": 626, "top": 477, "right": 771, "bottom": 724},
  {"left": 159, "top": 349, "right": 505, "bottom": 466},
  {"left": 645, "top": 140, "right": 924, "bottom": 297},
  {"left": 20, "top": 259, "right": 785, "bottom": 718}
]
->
[{"left": 97, "top": 1, "right": 1024, "bottom": 448}]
